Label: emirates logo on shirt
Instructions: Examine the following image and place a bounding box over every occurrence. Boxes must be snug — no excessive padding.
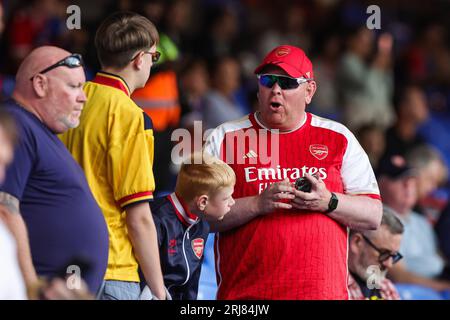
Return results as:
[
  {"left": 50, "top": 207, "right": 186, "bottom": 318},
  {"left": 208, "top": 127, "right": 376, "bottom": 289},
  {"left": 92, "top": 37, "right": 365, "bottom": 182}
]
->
[
  {"left": 191, "top": 238, "right": 204, "bottom": 259},
  {"left": 309, "top": 144, "right": 328, "bottom": 160}
]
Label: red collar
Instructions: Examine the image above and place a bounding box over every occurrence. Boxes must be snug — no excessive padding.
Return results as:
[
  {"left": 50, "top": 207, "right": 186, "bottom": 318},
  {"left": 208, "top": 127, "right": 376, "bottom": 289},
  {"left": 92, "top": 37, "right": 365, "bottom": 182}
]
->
[
  {"left": 167, "top": 193, "right": 199, "bottom": 227},
  {"left": 91, "top": 71, "right": 131, "bottom": 96}
]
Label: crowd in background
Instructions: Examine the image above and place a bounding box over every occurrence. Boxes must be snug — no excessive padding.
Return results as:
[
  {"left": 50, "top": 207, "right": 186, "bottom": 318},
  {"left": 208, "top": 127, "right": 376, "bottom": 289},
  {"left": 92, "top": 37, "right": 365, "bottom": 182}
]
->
[{"left": 1, "top": 0, "right": 450, "bottom": 299}]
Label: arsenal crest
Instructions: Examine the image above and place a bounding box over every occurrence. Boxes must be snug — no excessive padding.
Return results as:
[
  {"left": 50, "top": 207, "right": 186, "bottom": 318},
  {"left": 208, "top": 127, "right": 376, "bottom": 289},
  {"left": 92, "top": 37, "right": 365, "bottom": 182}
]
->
[
  {"left": 191, "top": 238, "right": 204, "bottom": 259},
  {"left": 276, "top": 47, "right": 290, "bottom": 57},
  {"left": 309, "top": 144, "right": 328, "bottom": 160}
]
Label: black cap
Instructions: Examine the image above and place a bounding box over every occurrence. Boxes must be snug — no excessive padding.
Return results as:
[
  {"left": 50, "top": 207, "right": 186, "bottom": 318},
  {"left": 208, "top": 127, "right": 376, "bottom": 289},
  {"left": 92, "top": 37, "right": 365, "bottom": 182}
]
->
[{"left": 377, "top": 155, "right": 416, "bottom": 179}]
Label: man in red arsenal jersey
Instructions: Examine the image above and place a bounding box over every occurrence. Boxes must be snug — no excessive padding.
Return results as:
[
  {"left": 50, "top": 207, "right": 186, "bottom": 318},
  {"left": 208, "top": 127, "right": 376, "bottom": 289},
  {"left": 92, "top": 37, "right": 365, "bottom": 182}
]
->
[{"left": 204, "top": 45, "right": 383, "bottom": 300}]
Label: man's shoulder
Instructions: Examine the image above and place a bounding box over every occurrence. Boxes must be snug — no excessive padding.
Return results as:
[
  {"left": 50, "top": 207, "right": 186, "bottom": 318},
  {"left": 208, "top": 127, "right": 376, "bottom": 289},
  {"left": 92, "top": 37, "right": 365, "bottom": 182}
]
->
[
  {"left": 206, "top": 115, "right": 253, "bottom": 139},
  {"left": 309, "top": 113, "right": 353, "bottom": 137}
]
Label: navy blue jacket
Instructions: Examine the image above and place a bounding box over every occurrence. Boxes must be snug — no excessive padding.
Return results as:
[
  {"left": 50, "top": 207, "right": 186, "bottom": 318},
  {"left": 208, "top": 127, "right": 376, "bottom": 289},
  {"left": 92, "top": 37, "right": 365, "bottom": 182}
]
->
[{"left": 151, "top": 193, "right": 210, "bottom": 300}]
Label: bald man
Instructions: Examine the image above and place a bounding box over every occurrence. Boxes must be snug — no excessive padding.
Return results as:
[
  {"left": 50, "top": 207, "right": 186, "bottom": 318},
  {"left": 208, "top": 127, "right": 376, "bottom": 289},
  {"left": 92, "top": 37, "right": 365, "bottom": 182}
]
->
[{"left": 0, "top": 46, "right": 109, "bottom": 296}]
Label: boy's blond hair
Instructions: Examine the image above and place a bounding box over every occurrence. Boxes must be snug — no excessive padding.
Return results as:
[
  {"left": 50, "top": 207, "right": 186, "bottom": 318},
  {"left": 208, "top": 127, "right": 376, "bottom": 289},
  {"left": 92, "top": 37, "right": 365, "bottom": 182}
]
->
[{"left": 175, "top": 152, "right": 236, "bottom": 203}]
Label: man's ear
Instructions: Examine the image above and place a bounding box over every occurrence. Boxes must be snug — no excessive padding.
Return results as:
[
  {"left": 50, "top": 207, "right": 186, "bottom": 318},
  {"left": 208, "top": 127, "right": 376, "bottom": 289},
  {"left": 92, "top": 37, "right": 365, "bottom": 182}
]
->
[
  {"left": 349, "top": 233, "right": 363, "bottom": 254},
  {"left": 132, "top": 51, "right": 144, "bottom": 70},
  {"left": 305, "top": 80, "right": 317, "bottom": 105},
  {"left": 32, "top": 74, "right": 48, "bottom": 98},
  {"left": 196, "top": 194, "right": 208, "bottom": 212}
]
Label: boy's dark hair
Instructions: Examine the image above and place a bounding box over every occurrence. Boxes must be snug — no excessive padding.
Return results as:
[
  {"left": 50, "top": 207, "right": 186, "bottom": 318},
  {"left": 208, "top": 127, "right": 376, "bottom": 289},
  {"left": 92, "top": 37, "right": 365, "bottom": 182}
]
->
[{"left": 95, "top": 11, "right": 159, "bottom": 69}]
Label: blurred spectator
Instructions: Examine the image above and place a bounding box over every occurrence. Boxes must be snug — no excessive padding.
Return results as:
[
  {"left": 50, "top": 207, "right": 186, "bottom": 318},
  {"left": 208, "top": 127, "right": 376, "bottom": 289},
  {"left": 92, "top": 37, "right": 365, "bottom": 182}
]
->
[
  {"left": 0, "top": 46, "right": 109, "bottom": 295},
  {"left": 0, "top": 1, "right": 4, "bottom": 36},
  {"left": 405, "top": 145, "right": 448, "bottom": 223},
  {"left": 378, "top": 155, "right": 450, "bottom": 292},
  {"left": 0, "top": 107, "right": 26, "bottom": 300},
  {"left": 203, "top": 56, "right": 247, "bottom": 129},
  {"left": 257, "top": 3, "right": 311, "bottom": 59},
  {"left": 338, "top": 27, "right": 394, "bottom": 131},
  {"left": 405, "top": 23, "right": 450, "bottom": 86},
  {"left": 310, "top": 33, "right": 341, "bottom": 120},
  {"left": 200, "top": 5, "right": 239, "bottom": 62},
  {"left": 436, "top": 204, "right": 450, "bottom": 280},
  {"left": 179, "top": 58, "right": 210, "bottom": 129},
  {"left": 383, "top": 85, "right": 428, "bottom": 161},
  {"left": 356, "top": 124, "right": 386, "bottom": 171},
  {"left": 6, "top": 0, "right": 68, "bottom": 72},
  {"left": 348, "top": 206, "right": 404, "bottom": 300}
]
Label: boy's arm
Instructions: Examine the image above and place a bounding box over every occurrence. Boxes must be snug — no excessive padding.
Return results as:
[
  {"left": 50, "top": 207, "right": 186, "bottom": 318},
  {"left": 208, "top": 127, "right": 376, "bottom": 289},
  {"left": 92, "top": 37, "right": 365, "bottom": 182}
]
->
[{"left": 126, "top": 202, "right": 166, "bottom": 300}]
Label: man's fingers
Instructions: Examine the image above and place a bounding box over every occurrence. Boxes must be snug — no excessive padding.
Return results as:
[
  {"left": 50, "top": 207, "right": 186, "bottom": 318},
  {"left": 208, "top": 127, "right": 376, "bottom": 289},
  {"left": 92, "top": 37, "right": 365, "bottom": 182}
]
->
[
  {"left": 273, "top": 202, "right": 293, "bottom": 210},
  {"left": 272, "top": 183, "right": 295, "bottom": 194},
  {"left": 304, "top": 173, "right": 320, "bottom": 186},
  {"left": 294, "top": 189, "right": 316, "bottom": 201},
  {"left": 273, "top": 192, "right": 295, "bottom": 200}
]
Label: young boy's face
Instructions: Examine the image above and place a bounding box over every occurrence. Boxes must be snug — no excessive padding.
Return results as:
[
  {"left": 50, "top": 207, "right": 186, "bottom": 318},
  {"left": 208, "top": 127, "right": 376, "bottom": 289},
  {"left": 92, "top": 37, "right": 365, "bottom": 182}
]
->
[{"left": 204, "top": 186, "right": 235, "bottom": 222}]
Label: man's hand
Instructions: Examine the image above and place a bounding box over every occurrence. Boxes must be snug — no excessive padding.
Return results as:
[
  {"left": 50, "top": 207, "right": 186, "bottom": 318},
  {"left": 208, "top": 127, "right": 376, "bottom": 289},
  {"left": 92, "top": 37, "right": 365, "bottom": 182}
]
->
[
  {"left": 291, "top": 174, "right": 332, "bottom": 212},
  {"left": 256, "top": 178, "right": 295, "bottom": 214}
]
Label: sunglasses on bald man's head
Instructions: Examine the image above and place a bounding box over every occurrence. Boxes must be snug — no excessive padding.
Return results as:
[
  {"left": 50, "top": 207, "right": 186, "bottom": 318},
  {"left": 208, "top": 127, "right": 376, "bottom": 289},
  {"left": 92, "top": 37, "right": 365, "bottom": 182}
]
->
[
  {"left": 257, "top": 74, "right": 312, "bottom": 90},
  {"left": 29, "top": 53, "right": 84, "bottom": 81}
]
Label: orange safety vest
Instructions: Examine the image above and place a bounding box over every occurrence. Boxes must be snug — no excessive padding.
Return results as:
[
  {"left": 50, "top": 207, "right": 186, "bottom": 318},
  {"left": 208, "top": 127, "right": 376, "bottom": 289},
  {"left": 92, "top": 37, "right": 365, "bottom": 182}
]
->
[{"left": 132, "top": 70, "right": 181, "bottom": 132}]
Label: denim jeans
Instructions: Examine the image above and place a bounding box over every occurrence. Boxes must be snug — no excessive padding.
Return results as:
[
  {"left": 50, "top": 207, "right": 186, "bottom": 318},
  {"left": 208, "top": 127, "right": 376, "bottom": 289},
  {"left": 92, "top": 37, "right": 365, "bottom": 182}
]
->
[{"left": 97, "top": 280, "right": 141, "bottom": 300}]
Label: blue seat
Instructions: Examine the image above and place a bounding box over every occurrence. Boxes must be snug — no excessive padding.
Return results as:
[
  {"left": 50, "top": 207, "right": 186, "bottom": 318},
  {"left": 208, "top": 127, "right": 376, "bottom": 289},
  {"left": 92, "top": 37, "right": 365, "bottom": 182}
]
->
[
  {"left": 395, "top": 284, "right": 444, "bottom": 300},
  {"left": 197, "top": 233, "right": 218, "bottom": 300}
]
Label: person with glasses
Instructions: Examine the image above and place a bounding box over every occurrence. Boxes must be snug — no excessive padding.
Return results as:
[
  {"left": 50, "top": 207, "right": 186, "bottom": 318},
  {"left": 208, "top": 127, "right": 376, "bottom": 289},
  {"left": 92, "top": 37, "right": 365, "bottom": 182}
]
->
[
  {"left": 59, "top": 12, "right": 166, "bottom": 300},
  {"left": 0, "top": 46, "right": 109, "bottom": 296},
  {"left": 204, "top": 45, "right": 382, "bottom": 299},
  {"left": 378, "top": 154, "right": 450, "bottom": 294},
  {"left": 348, "top": 207, "right": 404, "bottom": 300}
]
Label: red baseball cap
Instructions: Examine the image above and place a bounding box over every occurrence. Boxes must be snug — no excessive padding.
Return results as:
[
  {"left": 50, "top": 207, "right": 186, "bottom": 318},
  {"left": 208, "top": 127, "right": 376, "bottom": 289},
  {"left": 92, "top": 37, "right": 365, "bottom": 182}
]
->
[{"left": 254, "top": 45, "right": 314, "bottom": 79}]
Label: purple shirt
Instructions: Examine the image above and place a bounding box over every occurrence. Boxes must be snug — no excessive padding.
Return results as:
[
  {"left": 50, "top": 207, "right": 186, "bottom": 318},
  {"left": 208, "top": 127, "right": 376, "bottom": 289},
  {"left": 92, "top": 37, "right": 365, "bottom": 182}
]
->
[{"left": 0, "top": 101, "right": 109, "bottom": 293}]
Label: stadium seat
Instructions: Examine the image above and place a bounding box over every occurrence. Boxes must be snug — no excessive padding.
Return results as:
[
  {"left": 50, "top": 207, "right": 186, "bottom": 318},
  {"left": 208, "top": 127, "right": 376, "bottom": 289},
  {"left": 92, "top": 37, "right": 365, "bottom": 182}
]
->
[
  {"left": 395, "top": 284, "right": 444, "bottom": 300},
  {"left": 197, "top": 233, "right": 218, "bottom": 300}
]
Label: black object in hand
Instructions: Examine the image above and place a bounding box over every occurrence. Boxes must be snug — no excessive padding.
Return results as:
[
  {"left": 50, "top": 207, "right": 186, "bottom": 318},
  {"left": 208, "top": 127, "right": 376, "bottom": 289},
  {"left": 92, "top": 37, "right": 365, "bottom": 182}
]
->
[{"left": 295, "top": 177, "right": 312, "bottom": 193}]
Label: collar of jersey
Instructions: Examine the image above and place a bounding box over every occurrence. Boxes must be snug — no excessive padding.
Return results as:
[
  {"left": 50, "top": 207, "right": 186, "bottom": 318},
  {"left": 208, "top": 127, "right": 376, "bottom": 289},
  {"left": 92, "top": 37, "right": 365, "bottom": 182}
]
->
[
  {"left": 168, "top": 193, "right": 199, "bottom": 227},
  {"left": 92, "top": 71, "right": 131, "bottom": 96},
  {"left": 253, "top": 111, "right": 309, "bottom": 134}
]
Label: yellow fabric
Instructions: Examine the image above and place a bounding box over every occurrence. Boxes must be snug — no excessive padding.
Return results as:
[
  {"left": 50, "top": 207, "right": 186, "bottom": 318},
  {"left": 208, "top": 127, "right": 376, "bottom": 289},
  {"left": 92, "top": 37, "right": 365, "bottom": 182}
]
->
[{"left": 60, "top": 73, "right": 155, "bottom": 282}]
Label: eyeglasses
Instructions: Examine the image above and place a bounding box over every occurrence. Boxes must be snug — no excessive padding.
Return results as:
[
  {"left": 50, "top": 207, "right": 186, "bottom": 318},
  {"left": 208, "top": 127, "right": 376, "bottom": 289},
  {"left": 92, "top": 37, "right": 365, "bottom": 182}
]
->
[
  {"left": 257, "top": 74, "right": 312, "bottom": 90},
  {"left": 29, "top": 54, "right": 84, "bottom": 81},
  {"left": 131, "top": 50, "right": 161, "bottom": 63},
  {"left": 362, "top": 234, "right": 403, "bottom": 264}
]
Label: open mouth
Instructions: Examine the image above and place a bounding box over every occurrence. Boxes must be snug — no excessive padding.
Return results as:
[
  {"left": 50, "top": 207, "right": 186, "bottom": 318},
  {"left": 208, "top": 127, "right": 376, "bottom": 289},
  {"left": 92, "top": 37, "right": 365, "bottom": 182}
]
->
[{"left": 270, "top": 102, "right": 282, "bottom": 109}]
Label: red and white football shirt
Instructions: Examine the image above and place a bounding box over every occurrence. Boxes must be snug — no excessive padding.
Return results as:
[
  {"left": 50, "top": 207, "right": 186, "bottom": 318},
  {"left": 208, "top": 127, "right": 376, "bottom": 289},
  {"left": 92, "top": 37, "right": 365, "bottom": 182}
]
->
[{"left": 204, "top": 112, "right": 380, "bottom": 300}]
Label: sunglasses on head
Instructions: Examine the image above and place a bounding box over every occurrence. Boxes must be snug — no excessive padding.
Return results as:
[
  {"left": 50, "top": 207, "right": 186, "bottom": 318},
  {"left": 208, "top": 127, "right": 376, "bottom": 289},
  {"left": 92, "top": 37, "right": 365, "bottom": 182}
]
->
[
  {"left": 257, "top": 74, "right": 312, "bottom": 90},
  {"left": 29, "top": 53, "right": 84, "bottom": 81},
  {"left": 131, "top": 50, "right": 161, "bottom": 63}
]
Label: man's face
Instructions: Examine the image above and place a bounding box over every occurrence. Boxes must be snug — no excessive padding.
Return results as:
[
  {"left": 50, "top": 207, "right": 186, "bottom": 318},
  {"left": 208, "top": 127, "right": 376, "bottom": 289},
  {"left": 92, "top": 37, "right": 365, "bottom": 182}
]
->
[
  {"left": 203, "top": 186, "right": 235, "bottom": 222},
  {"left": 352, "top": 226, "right": 402, "bottom": 281},
  {"left": 379, "top": 175, "right": 417, "bottom": 214},
  {"left": 416, "top": 159, "right": 445, "bottom": 200},
  {"left": 0, "top": 127, "right": 13, "bottom": 184},
  {"left": 41, "top": 66, "right": 87, "bottom": 133},
  {"left": 257, "top": 65, "right": 316, "bottom": 131},
  {"left": 137, "top": 44, "right": 158, "bottom": 89}
]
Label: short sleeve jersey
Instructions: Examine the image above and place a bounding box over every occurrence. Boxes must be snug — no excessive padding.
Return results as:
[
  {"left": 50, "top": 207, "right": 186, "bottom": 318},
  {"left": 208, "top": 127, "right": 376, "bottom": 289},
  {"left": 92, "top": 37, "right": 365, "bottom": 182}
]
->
[
  {"left": 204, "top": 112, "right": 380, "bottom": 300},
  {"left": 0, "top": 102, "right": 109, "bottom": 293},
  {"left": 60, "top": 72, "right": 156, "bottom": 282}
]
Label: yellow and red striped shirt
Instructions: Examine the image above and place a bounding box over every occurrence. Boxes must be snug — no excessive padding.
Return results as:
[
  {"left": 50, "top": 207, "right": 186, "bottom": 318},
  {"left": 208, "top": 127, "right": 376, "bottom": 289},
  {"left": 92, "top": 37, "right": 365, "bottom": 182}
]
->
[{"left": 60, "top": 71, "right": 155, "bottom": 282}]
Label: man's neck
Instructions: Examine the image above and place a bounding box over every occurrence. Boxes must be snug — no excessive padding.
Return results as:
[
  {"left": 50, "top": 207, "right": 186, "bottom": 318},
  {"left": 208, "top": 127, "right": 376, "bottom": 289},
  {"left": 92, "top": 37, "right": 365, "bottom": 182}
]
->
[
  {"left": 255, "top": 111, "right": 306, "bottom": 132},
  {"left": 11, "top": 92, "right": 43, "bottom": 121},
  {"left": 101, "top": 67, "right": 136, "bottom": 94}
]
